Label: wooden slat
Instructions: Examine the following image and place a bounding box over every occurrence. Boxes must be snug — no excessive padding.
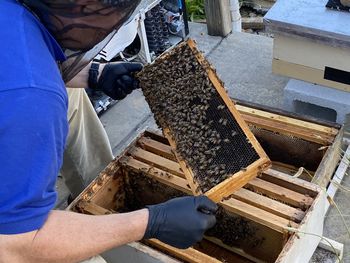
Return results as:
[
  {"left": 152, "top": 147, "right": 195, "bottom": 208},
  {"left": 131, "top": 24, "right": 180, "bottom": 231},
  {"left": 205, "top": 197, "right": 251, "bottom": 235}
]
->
[
  {"left": 221, "top": 198, "right": 298, "bottom": 233},
  {"left": 313, "top": 127, "right": 344, "bottom": 188},
  {"left": 262, "top": 169, "right": 320, "bottom": 197},
  {"left": 144, "top": 130, "right": 171, "bottom": 145},
  {"left": 205, "top": 157, "right": 271, "bottom": 202},
  {"left": 77, "top": 201, "right": 114, "bottom": 215},
  {"left": 241, "top": 113, "right": 334, "bottom": 145},
  {"left": 138, "top": 137, "right": 176, "bottom": 161},
  {"left": 236, "top": 99, "right": 341, "bottom": 129},
  {"left": 146, "top": 239, "right": 222, "bottom": 263},
  {"left": 120, "top": 156, "right": 192, "bottom": 195},
  {"left": 236, "top": 104, "right": 338, "bottom": 137},
  {"left": 128, "top": 146, "right": 185, "bottom": 178},
  {"left": 232, "top": 188, "right": 305, "bottom": 223},
  {"left": 271, "top": 161, "right": 315, "bottom": 179},
  {"left": 246, "top": 178, "right": 314, "bottom": 209}
]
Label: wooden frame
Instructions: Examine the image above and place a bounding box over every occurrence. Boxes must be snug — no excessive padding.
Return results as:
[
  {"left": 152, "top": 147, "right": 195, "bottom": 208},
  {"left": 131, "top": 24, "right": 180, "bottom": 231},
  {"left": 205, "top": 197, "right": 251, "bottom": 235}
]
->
[
  {"left": 140, "top": 39, "right": 271, "bottom": 202},
  {"left": 69, "top": 129, "right": 329, "bottom": 263},
  {"left": 233, "top": 102, "right": 344, "bottom": 189},
  {"left": 236, "top": 104, "right": 339, "bottom": 145}
]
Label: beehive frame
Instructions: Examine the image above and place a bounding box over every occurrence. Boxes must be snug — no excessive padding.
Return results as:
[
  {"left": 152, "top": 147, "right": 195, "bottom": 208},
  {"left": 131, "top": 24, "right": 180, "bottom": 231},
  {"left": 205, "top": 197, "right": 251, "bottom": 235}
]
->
[{"left": 138, "top": 39, "right": 271, "bottom": 202}]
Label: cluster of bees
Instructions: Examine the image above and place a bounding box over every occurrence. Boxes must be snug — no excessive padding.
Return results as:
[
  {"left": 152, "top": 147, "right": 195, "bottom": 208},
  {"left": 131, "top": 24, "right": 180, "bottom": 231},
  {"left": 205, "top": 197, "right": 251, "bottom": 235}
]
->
[
  {"left": 138, "top": 42, "right": 259, "bottom": 192},
  {"left": 206, "top": 207, "right": 262, "bottom": 248},
  {"left": 124, "top": 171, "right": 185, "bottom": 211}
]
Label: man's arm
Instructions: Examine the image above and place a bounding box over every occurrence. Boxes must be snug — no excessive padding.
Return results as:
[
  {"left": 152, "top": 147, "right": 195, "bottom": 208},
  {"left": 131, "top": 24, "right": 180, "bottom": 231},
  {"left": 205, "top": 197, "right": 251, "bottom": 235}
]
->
[
  {"left": 0, "top": 209, "right": 148, "bottom": 263},
  {"left": 65, "top": 61, "right": 142, "bottom": 101},
  {"left": 66, "top": 62, "right": 101, "bottom": 89},
  {"left": 0, "top": 196, "right": 217, "bottom": 263}
]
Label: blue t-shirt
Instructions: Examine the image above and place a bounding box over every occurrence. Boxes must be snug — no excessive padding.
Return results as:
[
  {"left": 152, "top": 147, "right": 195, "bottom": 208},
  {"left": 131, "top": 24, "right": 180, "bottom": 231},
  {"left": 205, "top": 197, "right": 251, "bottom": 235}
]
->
[{"left": 0, "top": 0, "right": 68, "bottom": 234}]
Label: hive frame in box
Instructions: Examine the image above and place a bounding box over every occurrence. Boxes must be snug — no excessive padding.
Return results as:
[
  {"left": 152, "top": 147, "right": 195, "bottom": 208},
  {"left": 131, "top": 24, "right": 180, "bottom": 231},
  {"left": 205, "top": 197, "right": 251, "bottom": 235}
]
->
[
  {"left": 68, "top": 102, "right": 345, "bottom": 263},
  {"left": 236, "top": 100, "right": 349, "bottom": 219},
  {"left": 141, "top": 39, "right": 271, "bottom": 202},
  {"left": 69, "top": 130, "right": 327, "bottom": 263},
  {"left": 233, "top": 101, "right": 343, "bottom": 190}
]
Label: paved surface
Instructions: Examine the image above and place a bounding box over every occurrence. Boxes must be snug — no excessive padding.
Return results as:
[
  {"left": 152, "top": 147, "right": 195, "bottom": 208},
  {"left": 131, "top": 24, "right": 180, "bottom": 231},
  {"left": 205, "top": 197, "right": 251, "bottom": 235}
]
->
[
  {"left": 56, "top": 22, "right": 349, "bottom": 261},
  {"left": 324, "top": 170, "right": 350, "bottom": 263}
]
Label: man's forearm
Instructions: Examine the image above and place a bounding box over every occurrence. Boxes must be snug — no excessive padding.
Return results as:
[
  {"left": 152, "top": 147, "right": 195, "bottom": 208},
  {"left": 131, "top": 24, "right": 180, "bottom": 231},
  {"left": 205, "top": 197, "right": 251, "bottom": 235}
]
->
[
  {"left": 66, "top": 62, "right": 105, "bottom": 88},
  {"left": 0, "top": 209, "right": 148, "bottom": 263}
]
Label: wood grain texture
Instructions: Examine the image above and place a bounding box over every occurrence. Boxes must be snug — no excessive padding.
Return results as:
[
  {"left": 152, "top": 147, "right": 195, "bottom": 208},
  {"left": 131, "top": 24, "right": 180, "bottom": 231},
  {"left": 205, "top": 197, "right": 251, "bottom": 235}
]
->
[
  {"left": 139, "top": 137, "right": 176, "bottom": 161},
  {"left": 312, "top": 127, "right": 343, "bottom": 188},
  {"left": 205, "top": 157, "right": 270, "bottom": 202},
  {"left": 237, "top": 104, "right": 337, "bottom": 145},
  {"left": 246, "top": 178, "right": 314, "bottom": 209},
  {"left": 275, "top": 191, "right": 326, "bottom": 263},
  {"left": 221, "top": 198, "right": 298, "bottom": 232},
  {"left": 120, "top": 156, "right": 192, "bottom": 194},
  {"left": 129, "top": 146, "right": 184, "bottom": 178},
  {"left": 262, "top": 169, "right": 320, "bottom": 197},
  {"left": 204, "top": 0, "right": 232, "bottom": 37},
  {"left": 232, "top": 188, "right": 305, "bottom": 223},
  {"left": 146, "top": 240, "right": 222, "bottom": 263}
]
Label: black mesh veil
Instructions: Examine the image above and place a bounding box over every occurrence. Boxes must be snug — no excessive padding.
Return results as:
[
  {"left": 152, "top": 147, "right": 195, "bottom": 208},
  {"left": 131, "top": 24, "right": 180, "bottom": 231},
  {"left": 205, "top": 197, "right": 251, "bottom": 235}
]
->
[{"left": 20, "top": 0, "right": 141, "bottom": 82}]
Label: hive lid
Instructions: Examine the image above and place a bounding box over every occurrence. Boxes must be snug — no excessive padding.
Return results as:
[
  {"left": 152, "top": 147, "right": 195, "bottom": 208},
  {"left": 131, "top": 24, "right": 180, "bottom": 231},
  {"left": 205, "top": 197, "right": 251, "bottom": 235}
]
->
[
  {"left": 137, "top": 39, "right": 271, "bottom": 202},
  {"left": 264, "top": 0, "right": 350, "bottom": 49}
]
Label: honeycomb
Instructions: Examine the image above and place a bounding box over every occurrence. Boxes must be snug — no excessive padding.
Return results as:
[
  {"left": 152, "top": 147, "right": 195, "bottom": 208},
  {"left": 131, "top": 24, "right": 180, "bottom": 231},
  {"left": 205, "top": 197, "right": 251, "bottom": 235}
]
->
[{"left": 138, "top": 41, "right": 260, "bottom": 192}]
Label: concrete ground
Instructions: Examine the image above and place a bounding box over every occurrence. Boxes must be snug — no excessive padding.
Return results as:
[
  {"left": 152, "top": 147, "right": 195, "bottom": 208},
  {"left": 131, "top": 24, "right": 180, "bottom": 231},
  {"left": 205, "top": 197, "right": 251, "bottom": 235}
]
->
[{"left": 57, "top": 22, "right": 349, "bottom": 261}]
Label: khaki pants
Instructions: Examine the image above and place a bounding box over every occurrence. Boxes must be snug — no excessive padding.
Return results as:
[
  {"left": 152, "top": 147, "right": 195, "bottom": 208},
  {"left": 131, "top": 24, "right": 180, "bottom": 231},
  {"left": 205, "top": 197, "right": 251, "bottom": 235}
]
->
[{"left": 60, "top": 88, "right": 114, "bottom": 198}]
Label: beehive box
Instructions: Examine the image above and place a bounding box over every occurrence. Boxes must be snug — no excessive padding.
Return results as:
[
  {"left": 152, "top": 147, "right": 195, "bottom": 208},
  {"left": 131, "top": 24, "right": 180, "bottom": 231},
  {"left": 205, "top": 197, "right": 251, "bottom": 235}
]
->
[
  {"left": 68, "top": 103, "right": 343, "bottom": 263},
  {"left": 234, "top": 101, "right": 342, "bottom": 189},
  {"left": 264, "top": 0, "right": 350, "bottom": 92},
  {"left": 68, "top": 118, "right": 343, "bottom": 263},
  {"left": 68, "top": 130, "right": 325, "bottom": 263},
  {"left": 138, "top": 39, "right": 271, "bottom": 202}
]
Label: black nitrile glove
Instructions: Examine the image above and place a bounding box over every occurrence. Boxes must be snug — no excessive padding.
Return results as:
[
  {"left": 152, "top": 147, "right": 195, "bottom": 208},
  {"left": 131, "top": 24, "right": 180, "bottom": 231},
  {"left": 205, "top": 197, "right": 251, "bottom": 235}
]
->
[
  {"left": 97, "top": 62, "right": 143, "bottom": 100},
  {"left": 144, "top": 196, "right": 217, "bottom": 249}
]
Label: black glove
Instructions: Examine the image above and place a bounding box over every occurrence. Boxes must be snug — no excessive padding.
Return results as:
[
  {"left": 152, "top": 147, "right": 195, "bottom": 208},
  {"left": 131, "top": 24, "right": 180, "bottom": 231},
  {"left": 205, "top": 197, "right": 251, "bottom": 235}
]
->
[
  {"left": 97, "top": 62, "right": 143, "bottom": 100},
  {"left": 144, "top": 196, "right": 217, "bottom": 249}
]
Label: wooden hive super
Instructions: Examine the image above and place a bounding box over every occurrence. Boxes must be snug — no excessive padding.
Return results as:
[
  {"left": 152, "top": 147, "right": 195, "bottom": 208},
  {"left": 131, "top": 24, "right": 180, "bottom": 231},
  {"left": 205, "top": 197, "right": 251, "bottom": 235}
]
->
[
  {"left": 69, "top": 126, "right": 333, "bottom": 263},
  {"left": 137, "top": 39, "right": 271, "bottom": 202}
]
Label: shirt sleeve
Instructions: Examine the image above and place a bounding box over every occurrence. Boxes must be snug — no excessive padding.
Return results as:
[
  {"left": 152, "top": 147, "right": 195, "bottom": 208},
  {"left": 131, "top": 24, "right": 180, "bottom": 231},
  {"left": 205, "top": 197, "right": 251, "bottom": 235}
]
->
[{"left": 0, "top": 88, "right": 68, "bottom": 234}]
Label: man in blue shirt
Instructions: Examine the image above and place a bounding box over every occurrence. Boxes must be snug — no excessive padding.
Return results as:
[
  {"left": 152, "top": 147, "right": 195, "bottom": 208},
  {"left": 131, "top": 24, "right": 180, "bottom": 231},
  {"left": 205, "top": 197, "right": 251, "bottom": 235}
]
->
[{"left": 0, "top": 0, "right": 217, "bottom": 262}]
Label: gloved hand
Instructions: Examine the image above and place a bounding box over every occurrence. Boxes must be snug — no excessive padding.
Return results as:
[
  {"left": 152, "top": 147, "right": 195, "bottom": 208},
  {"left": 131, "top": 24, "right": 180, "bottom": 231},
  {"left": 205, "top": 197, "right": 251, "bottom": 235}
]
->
[
  {"left": 144, "top": 196, "right": 217, "bottom": 249},
  {"left": 97, "top": 62, "right": 143, "bottom": 100}
]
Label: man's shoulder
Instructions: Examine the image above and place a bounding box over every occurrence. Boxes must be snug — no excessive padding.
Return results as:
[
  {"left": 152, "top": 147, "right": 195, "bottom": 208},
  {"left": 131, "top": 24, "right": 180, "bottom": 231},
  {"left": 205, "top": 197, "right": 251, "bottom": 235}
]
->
[{"left": 0, "top": 0, "right": 66, "bottom": 93}]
